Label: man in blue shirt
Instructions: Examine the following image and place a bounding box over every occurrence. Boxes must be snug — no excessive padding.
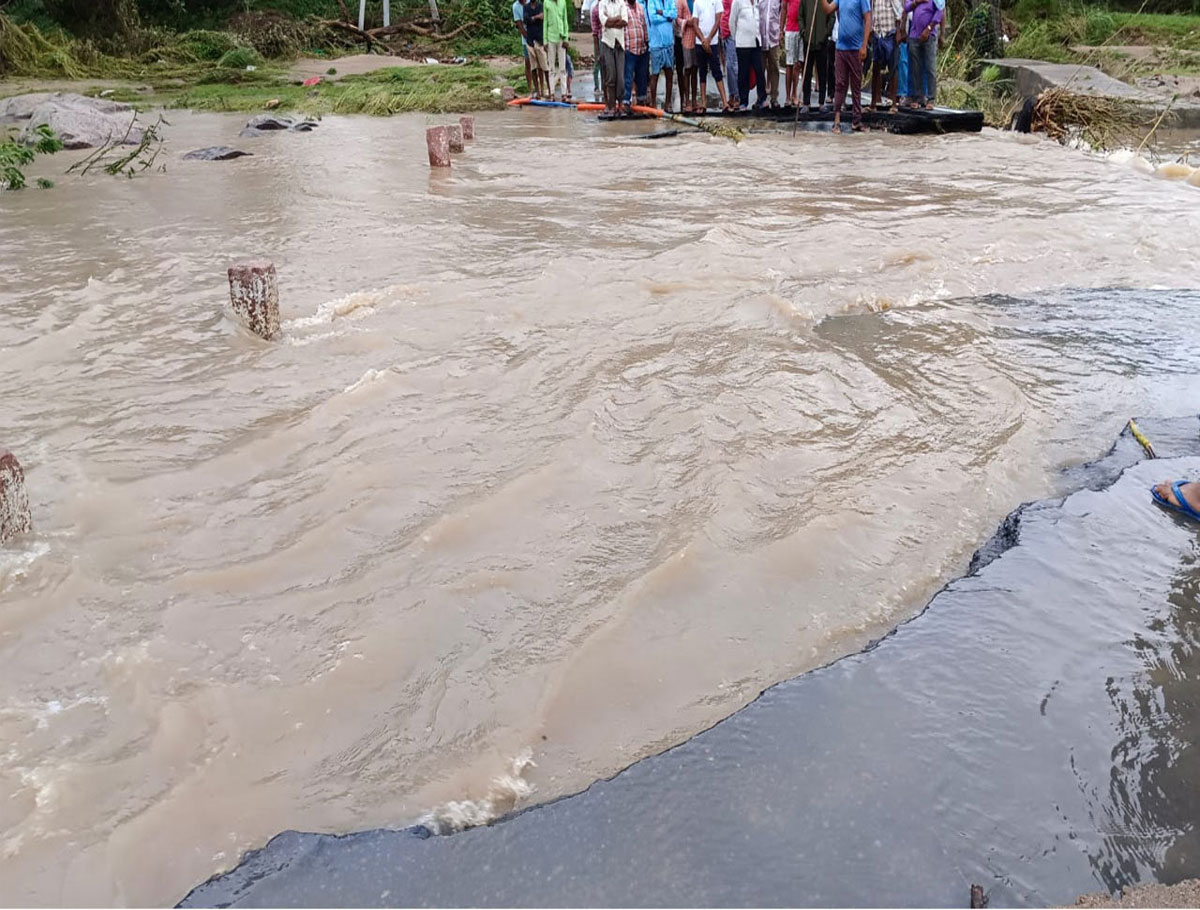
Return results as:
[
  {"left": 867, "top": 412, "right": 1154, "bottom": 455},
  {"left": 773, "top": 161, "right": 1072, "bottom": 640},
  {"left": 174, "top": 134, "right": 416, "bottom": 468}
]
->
[
  {"left": 646, "top": 0, "right": 676, "bottom": 109},
  {"left": 819, "top": 0, "right": 870, "bottom": 131},
  {"left": 514, "top": 0, "right": 534, "bottom": 100}
]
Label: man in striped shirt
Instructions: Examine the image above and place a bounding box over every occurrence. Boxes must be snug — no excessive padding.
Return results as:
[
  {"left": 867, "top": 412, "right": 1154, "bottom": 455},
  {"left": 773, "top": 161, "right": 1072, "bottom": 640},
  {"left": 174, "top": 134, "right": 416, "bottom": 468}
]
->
[
  {"left": 870, "top": 0, "right": 901, "bottom": 111},
  {"left": 623, "top": 0, "right": 651, "bottom": 109}
]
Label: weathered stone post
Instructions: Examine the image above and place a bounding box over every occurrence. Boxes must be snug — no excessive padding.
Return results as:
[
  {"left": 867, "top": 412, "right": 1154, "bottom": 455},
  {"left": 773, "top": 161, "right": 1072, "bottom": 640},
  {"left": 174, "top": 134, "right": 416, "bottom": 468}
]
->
[
  {"left": 227, "top": 261, "right": 281, "bottom": 341},
  {"left": 446, "top": 124, "right": 464, "bottom": 153},
  {"left": 426, "top": 125, "right": 450, "bottom": 167},
  {"left": 0, "top": 449, "right": 32, "bottom": 546},
  {"left": 459, "top": 116, "right": 475, "bottom": 140},
  {"left": 501, "top": 86, "right": 516, "bottom": 102}
]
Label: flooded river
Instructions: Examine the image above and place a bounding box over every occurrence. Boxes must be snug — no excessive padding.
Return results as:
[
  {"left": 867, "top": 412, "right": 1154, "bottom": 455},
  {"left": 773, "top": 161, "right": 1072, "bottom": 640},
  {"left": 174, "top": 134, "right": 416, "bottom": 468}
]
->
[{"left": 1, "top": 109, "right": 1199, "bottom": 906}]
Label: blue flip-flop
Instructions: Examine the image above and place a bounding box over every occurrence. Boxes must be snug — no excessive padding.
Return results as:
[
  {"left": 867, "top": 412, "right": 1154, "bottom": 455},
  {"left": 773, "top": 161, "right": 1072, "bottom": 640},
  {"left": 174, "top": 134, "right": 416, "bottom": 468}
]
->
[{"left": 1151, "top": 481, "right": 1200, "bottom": 523}]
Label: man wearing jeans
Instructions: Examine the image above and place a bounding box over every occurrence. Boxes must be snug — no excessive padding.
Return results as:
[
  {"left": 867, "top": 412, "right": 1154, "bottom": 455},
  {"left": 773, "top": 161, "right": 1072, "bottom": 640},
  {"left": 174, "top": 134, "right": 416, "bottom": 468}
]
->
[
  {"left": 623, "top": 0, "right": 651, "bottom": 108},
  {"left": 902, "top": 0, "right": 942, "bottom": 108},
  {"left": 720, "top": 0, "right": 738, "bottom": 109},
  {"left": 597, "top": 0, "right": 629, "bottom": 113},
  {"left": 870, "top": 0, "right": 901, "bottom": 110}
]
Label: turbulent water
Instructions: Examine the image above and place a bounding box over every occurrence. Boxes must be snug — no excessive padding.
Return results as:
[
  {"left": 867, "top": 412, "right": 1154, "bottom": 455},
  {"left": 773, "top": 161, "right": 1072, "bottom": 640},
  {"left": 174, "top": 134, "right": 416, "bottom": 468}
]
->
[{"left": 1, "top": 108, "right": 1199, "bottom": 907}]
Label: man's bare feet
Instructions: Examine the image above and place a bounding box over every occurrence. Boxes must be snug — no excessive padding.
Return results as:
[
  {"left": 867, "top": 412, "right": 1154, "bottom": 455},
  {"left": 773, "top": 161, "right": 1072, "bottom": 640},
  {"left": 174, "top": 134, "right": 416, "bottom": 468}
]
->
[{"left": 1154, "top": 481, "right": 1200, "bottom": 513}]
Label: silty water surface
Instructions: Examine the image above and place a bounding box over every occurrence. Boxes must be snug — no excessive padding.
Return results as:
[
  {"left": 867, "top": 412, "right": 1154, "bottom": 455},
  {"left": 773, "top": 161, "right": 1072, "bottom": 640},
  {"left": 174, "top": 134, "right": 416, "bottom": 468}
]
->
[{"left": 1, "top": 108, "right": 1199, "bottom": 905}]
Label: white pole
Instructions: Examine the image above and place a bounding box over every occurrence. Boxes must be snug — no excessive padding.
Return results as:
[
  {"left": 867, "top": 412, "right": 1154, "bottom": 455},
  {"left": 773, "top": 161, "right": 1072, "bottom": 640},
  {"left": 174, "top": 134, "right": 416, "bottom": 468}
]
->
[
  {"left": 358, "top": 0, "right": 367, "bottom": 30},
  {"left": 384, "top": 0, "right": 390, "bottom": 26}
]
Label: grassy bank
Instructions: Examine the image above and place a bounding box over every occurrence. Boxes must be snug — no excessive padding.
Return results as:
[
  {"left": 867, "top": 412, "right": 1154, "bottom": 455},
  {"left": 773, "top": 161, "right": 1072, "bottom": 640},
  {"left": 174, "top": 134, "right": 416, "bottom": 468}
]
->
[{"left": 169, "top": 63, "right": 516, "bottom": 115}]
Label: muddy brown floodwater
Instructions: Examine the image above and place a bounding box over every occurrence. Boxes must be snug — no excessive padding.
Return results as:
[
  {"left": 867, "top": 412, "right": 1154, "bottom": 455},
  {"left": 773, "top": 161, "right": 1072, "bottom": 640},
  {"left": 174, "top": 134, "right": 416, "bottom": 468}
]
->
[{"left": 1, "top": 109, "right": 1199, "bottom": 907}]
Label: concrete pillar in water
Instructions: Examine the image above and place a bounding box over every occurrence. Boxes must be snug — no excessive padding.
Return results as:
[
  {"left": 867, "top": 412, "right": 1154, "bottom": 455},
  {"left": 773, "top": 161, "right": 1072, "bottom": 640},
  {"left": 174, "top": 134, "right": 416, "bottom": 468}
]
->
[
  {"left": 446, "top": 124, "right": 464, "bottom": 153},
  {"left": 0, "top": 449, "right": 32, "bottom": 546},
  {"left": 227, "top": 261, "right": 281, "bottom": 341},
  {"left": 459, "top": 116, "right": 475, "bottom": 140},
  {"left": 426, "top": 125, "right": 450, "bottom": 167}
]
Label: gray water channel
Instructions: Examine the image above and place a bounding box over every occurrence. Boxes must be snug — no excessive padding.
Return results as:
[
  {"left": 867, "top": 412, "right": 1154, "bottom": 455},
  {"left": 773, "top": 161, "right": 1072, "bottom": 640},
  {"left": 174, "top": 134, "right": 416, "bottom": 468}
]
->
[{"left": 182, "top": 290, "right": 1200, "bottom": 909}]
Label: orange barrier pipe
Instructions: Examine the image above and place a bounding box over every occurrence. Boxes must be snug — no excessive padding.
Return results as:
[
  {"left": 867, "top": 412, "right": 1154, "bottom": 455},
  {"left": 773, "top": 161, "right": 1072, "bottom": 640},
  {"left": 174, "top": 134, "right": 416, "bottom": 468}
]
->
[
  {"left": 506, "top": 96, "right": 533, "bottom": 107},
  {"left": 575, "top": 103, "right": 605, "bottom": 111}
]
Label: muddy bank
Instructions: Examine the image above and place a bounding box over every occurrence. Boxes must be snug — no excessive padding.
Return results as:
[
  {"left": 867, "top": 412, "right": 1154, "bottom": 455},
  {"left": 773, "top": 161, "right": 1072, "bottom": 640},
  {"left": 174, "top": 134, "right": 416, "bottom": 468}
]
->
[{"left": 183, "top": 415, "right": 1200, "bottom": 908}]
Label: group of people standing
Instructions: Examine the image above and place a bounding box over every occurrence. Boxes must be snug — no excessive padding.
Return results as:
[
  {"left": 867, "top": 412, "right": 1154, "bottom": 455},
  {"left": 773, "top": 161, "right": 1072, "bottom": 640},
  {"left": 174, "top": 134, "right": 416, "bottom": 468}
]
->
[{"left": 513, "top": 0, "right": 945, "bottom": 132}]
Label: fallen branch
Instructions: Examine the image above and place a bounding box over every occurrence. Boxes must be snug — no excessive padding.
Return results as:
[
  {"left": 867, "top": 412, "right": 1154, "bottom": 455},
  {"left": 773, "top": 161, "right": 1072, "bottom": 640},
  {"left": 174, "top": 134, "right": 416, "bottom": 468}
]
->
[
  {"left": 317, "top": 17, "right": 476, "bottom": 48},
  {"left": 319, "top": 18, "right": 378, "bottom": 53},
  {"left": 67, "top": 115, "right": 167, "bottom": 178}
]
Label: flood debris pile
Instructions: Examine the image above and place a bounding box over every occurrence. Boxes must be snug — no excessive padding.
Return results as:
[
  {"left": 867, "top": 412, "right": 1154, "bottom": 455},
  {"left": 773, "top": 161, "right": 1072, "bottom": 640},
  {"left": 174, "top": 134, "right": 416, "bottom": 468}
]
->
[{"left": 1017, "top": 86, "right": 1145, "bottom": 149}]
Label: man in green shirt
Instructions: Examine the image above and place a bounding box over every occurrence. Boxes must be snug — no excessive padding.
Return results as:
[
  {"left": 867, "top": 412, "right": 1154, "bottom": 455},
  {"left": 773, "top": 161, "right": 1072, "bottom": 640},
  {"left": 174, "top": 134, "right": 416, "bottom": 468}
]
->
[{"left": 544, "top": 0, "right": 572, "bottom": 100}]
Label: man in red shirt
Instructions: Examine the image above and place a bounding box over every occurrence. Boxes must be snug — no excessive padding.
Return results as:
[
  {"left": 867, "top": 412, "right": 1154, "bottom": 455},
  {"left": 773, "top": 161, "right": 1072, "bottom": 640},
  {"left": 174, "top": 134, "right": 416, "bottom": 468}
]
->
[{"left": 782, "top": 0, "right": 802, "bottom": 106}]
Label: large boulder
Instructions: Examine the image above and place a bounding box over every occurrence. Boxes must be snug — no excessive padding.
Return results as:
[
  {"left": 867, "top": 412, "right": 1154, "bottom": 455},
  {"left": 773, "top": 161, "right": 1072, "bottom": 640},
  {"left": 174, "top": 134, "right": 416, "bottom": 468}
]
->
[{"left": 5, "top": 93, "right": 144, "bottom": 149}]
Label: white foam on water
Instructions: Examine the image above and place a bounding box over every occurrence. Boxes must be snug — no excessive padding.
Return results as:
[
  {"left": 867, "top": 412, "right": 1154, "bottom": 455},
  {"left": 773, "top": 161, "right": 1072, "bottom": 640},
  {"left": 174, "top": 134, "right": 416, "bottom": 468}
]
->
[
  {"left": 342, "top": 368, "right": 392, "bottom": 395},
  {"left": 0, "top": 540, "right": 49, "bottom": 592},
  {"left": 417, "top": 749, "right": 536, "bottom": 835}
]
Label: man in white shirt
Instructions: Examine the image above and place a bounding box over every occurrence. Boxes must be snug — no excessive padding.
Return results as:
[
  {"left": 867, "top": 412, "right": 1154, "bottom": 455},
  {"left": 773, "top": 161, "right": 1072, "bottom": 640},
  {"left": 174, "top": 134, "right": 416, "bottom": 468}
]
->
[
  {"left": 692, "top": 0, "right": 729, "bottom": 109},
  {"left": 597, "top": 0, "right": 630, "bottom": 113}
]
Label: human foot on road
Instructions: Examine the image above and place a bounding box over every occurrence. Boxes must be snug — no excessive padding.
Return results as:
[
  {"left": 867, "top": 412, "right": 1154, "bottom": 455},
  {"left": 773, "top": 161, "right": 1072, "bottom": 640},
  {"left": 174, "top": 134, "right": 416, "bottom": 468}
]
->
[{"left": 1152, "top": 481, "right": 1200, "bottom": 523}]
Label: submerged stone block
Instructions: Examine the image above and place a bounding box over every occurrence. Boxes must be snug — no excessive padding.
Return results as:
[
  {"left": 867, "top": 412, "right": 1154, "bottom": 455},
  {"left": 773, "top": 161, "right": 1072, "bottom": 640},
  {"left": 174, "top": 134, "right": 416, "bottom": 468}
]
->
[
  {"left": 227, "top": 261, "right": 281, "bottom": 341},
  {"left": 0, "top": 449, "right": 32, "bottom": 546}
]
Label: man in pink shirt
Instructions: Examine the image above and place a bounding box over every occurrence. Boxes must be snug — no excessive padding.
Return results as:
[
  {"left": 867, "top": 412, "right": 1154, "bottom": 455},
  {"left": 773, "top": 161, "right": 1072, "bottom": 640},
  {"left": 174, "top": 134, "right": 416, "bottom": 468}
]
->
[{"left": 675, "top": 0, "right": 700, "bottom": 112}]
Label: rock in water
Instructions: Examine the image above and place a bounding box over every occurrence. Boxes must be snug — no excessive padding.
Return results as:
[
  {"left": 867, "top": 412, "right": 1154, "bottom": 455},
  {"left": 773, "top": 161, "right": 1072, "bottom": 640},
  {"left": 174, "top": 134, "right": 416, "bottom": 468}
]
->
[
  {"left": 182, "top": 147, "right": 253, "bottom": 161},
  {"left": 240, "top": 115, "right": 320, "bottom": 137},
  {"left": 6, "top": 93, "right": 144, "bottom": 149},
  {"left": 244, "top": 114, "right": 294, "bottom": 131},
  {"left": 0, "top": 450, "right": 32, "bottom": 546}
]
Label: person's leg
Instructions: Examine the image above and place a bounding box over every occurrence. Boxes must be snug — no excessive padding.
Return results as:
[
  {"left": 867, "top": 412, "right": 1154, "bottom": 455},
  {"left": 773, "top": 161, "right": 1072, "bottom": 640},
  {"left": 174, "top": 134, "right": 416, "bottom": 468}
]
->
[
  {"left": 823, "top": 39, "right": 834, "bottom": 105},
  {"left": 736, "top": 46, "right": 751, "bottom": 107},
  {"left": 923, "top": 38, "right": 937, "bottom": 107},
  {"left": 1153, "top": 482, "right": 1200, "bottom": 517},
  {"left": 600, "top": 42, "right": 612, "bottom": 109},
  {"left": 831, "top": 48, "right": 848, "bottom": 130},
  {"left": 637, "top": 51, "right": 650, "bottom": 102},
  {"left": 624, "top": 46, "right": 636, "bottom": 105},
  {"left": 724, "top": 36, "right": 739, "bottom": 106},
  {"left": 801, "top": 44, "right": 814, "bottom": 108},
  {"left": 594, "top": 36, "right": 603, "bottom": 101},
  {"left": 524, "top": 43, "right": 533, "bottom": 96},
  {"left": 648, "top": 49, "right": 660, "bottom": 108},
  {"left": 614, "top": 45, "right": 626, "bottom": 107},
  {"left": 766, "top": 45, "right": 780, "bottom": 106},
  {"left": 907, "top": 37, "right": 924, "bottom": 106},
  {"left": 751, "top": 45, "right": 766, "bottom": 107},
  {"left": 565, "top": 45, "right": 575, "bottom": 99},
  {"left": 665, "top": 65, "right": 674, "bottom": 111},
  {"left": 849, "top": 48, "right": 863, "bottom": 126},
  {"left": 896, "top": 40, "right": 908, "bottom": 104}
]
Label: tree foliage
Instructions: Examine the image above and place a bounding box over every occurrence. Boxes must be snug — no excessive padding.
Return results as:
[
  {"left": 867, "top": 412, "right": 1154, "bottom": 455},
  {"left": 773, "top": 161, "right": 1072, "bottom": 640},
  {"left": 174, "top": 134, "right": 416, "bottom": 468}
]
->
[{"left": 0, "top": 124, "right": 63, "bottom": 190}]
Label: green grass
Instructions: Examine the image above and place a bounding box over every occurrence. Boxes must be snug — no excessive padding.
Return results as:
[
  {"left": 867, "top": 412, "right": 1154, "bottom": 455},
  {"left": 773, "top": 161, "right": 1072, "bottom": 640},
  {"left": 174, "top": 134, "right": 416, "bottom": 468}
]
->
[
  {"left": 169, "top": 62, "right": 511, "bottom": 115},
  {"left": 1110, "top": 11, "right": 1200, "bottom": 48}
]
